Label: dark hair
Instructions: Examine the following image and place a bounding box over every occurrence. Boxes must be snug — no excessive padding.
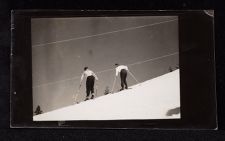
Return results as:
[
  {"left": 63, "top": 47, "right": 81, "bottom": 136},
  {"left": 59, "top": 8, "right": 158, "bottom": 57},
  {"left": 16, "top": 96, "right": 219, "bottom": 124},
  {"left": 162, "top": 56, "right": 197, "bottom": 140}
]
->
[
  {"left": 84, "top": 67, "right": 88, "bottom": 71},
  {"left": 115, "top": 63, "right": 119, "bottom": 66}
]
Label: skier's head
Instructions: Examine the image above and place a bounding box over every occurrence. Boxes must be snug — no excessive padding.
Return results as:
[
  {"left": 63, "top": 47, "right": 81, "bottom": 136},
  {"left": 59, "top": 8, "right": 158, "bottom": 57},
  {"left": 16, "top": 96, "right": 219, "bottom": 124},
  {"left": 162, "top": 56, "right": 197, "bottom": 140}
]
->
[
  {"left": 115, "top": 63, "right": 119, "bottom": 66},
  {"left": 84, "top": 67, "right": 88, "bottom": 71}
]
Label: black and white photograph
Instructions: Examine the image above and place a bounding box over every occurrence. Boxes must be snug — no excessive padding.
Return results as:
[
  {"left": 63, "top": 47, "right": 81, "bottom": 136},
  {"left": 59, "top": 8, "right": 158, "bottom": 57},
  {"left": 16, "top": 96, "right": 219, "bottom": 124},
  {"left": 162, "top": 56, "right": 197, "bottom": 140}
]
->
[
  {"left": 10, "top": 10, "right": 217, "bottom": 129},
  {"left": 31, "top": 16, "right": 180, "bottom": 121}
]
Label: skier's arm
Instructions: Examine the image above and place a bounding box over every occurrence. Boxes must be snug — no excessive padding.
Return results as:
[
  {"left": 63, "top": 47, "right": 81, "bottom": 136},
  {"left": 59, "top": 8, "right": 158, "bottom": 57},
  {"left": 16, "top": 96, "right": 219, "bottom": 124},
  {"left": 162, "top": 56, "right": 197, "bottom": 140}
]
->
[
  {"left": 126, "top": 66, "right": 131, "bottom": 75},
  {"left": 92, "top": 72, "right": 98, "bottom": 80},
  {"left": 115, "top": 68, "right": 119, "bottom": 77},
  {"left": 80, "top": 73, "right": 84, "bottom": 87},
  {"left": 125, "top": 66, "right": 129, "bottom": 71}
]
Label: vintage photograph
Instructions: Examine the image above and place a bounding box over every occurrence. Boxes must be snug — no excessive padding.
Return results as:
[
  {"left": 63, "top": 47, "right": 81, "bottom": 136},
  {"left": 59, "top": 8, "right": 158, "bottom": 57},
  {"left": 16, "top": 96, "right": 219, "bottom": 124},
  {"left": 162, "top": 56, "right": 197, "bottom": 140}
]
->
[{"left": 31, "top": 16, "right": 180, "bottom": 121}]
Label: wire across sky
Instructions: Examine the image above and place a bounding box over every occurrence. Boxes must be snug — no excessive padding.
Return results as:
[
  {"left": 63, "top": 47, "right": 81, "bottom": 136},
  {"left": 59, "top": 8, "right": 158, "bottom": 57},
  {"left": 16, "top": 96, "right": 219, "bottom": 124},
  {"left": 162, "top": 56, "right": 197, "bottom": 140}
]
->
[{"left": 32, "top": 18, "right": 178, "bottom": 88}]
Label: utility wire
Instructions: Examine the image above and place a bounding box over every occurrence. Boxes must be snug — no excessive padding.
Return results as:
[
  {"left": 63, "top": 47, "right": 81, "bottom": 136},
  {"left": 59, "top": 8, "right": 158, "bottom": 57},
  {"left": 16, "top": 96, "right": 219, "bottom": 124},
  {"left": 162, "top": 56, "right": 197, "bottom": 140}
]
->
[
  {"left": 32, "top": 18, "right": 178, "bottom": 48},
  {"left": 33, "top": 52, "right": 178, "bottom": 88}
]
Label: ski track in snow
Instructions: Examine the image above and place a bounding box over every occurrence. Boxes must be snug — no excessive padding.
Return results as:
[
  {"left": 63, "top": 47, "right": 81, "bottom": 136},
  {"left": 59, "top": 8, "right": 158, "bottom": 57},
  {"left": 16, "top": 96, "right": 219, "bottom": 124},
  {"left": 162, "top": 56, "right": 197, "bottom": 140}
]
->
[{"left": 33, "top": 70, "right": 180, "bottom": 121}]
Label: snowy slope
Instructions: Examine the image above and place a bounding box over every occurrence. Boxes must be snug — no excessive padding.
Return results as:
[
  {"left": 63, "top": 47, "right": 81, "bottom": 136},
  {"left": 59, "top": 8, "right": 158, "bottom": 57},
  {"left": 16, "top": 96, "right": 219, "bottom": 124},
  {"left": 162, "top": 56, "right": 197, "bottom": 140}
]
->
[{"left": 33, "top": 69, "right": 180, "bottom": 121}]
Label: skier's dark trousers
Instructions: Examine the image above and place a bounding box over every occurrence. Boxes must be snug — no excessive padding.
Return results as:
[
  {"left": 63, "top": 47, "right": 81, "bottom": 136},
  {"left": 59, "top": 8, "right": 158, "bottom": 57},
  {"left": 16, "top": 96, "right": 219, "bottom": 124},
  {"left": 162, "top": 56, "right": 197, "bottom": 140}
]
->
[
  {"left": 120, "top": 69, "right": 128, "bottom": 90},
  {"left": 86, "top": 75, "right": 95, "bottom": 98},
  {"left": 80, "top": 67, "right": 98, "bottom": 100},
  {"left": 114, "top": 64, "right": 129, "bottom": 91}
]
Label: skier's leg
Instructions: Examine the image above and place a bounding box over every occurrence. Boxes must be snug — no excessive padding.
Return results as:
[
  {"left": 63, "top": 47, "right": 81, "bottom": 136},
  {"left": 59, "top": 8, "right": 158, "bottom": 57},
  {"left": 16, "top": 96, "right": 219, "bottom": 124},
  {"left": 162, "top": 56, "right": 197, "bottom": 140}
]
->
[
  {"left": 86, "top": 77, "right": 91, "bottom": 100},
  {"left": 90, "top": 76, "right": 95, "bottom": 99},
  {"left": 124, "top": 71, "right": 128, "bottom": 89},
  {"left": 120, "top": 70, "right": 126, "bottom": 90},
  {"left": 120, "top": 75, "right": 124, "bottom": 90}
]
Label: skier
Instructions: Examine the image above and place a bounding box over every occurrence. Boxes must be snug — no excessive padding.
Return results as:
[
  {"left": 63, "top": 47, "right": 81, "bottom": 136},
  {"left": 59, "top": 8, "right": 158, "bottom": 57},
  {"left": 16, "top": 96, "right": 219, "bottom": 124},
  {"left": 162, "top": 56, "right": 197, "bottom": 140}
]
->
[
  {"left": 113, "top": 63, "right": 129, "bottom": 91},
  {"left": 79, "top": 67, "right": 98, "bottom": 101}
]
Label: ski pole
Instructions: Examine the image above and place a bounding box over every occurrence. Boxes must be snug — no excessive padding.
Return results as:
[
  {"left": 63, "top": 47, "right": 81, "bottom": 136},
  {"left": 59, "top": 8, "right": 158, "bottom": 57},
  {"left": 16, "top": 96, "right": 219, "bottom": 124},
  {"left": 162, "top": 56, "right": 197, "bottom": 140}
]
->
[
  {"left": 74, "top": 84, "right": 81, "bottom": 104},
  {"left": 111, "top": 76, "right": 116, "bottom": 93},
  {"left": 128, "top": 70, "right": 139, "bottom": 84},
  {"left": 74, "top": 90, "right": 79, "bottom": 104},
  {"left": 95, "top": 84, "right": 98, "bottom": 97}
]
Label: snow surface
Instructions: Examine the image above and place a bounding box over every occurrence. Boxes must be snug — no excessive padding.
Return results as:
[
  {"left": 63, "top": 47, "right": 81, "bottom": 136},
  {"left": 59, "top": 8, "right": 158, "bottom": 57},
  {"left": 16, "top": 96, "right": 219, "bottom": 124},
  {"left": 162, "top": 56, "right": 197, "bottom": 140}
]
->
[{"left": 33, "top": 69, "right": 180, "bottom": 121}]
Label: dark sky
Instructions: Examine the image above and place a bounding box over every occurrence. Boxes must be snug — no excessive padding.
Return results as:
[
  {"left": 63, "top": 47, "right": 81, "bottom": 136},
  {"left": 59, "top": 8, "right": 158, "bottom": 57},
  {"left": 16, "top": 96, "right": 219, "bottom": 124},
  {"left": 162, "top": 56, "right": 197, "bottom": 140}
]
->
[{"left": 31, "top": 16, "right": 179, "bottom": 113}]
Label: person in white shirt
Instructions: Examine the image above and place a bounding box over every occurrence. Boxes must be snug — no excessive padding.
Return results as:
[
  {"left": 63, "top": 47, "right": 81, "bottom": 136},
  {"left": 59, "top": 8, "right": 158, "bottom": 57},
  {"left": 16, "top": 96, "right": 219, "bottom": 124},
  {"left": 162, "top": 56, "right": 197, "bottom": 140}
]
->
[
  {"left": 80, "top": 67, "right": 98, "bottom": 100},
  {"left": 114, "top": 63, "right": 129, "bottom": 91}
]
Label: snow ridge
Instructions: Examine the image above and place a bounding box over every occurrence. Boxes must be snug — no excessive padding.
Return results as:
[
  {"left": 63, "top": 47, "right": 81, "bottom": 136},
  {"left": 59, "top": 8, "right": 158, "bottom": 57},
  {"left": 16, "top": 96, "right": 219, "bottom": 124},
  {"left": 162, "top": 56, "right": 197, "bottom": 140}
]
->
[{"left": 33, "top": 70, "right": 180, "bottom": 121}]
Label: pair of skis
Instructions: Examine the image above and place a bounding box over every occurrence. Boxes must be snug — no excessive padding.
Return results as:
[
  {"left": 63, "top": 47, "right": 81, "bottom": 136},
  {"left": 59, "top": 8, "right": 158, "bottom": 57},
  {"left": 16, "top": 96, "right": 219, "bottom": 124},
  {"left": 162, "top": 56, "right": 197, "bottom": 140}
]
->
[
  {"left": 111, "top": 70, "right": 139, "bottom": 94},
  {"left": 73, "top": 70, "right": 139, "bottom": 102},
  {"left": 73, "top": 85, "right": 98, "bottom": 104}
]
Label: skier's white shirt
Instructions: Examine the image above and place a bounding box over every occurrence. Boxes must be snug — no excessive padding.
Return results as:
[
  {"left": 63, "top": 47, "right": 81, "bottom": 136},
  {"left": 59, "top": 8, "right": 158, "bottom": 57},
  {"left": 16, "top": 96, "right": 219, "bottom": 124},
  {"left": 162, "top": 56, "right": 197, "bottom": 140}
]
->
[
  {"left": 115, "top": 65, "right": 129, "bottom": 76},
  {"left": 80, "top": 69, "right": 98, "bottom": 82}
]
